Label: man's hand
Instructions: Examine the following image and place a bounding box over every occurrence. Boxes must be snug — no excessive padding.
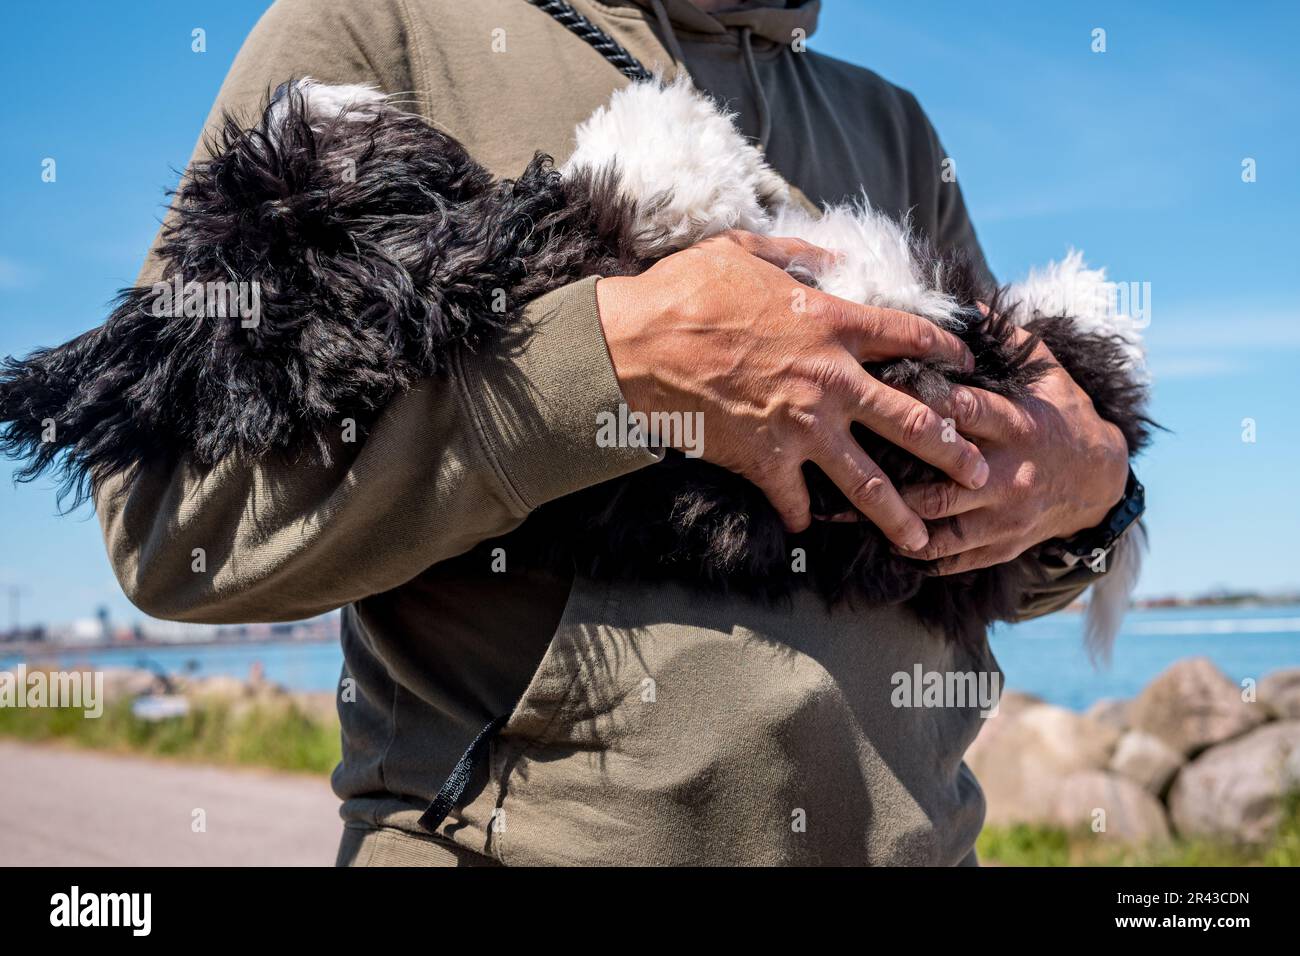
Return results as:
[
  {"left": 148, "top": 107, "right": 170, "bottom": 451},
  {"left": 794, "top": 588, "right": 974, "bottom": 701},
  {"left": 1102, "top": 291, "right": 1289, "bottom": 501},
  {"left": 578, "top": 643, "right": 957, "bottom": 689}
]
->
[
  {"left": 898, "top": 329, "right": 1130, "bottom": 574},
  {"left": 595, "top": 229, "right": 990, "bottom": 552}
]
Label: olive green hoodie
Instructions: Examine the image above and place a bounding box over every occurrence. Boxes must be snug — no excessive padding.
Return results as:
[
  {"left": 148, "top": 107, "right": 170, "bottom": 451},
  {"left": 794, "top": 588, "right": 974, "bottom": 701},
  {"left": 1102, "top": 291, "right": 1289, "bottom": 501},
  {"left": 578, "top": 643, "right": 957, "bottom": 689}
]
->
[{"left": 98, "top": 0, "right": 1100, "bottom": 865}]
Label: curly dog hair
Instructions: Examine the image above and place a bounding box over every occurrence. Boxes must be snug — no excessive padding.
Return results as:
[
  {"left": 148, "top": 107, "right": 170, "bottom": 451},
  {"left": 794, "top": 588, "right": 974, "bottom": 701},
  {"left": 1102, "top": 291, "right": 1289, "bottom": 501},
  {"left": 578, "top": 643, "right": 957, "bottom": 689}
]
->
[{"left": 0, "top": 78, "right": 1153, "bottom": 653}]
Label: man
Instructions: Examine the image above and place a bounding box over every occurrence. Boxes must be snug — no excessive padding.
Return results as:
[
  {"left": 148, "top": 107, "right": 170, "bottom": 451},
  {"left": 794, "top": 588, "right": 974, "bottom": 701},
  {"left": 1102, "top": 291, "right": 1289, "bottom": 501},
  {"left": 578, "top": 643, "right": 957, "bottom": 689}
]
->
[{"left": 100, "top": 0, "right": 1129, "bottom": 865}]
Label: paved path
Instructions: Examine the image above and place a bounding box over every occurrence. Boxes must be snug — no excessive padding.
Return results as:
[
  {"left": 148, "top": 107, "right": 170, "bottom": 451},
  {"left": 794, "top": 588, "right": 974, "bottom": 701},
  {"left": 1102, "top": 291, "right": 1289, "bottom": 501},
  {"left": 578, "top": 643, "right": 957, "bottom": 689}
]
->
[{"left": 0, "top": 741, "right": 341, "bottom": 866}]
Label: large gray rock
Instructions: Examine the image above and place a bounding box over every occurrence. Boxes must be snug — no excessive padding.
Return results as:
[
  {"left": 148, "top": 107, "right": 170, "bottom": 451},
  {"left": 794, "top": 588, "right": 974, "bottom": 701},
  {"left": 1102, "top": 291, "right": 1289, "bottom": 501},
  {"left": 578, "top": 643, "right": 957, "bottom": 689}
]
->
[
  {"left": 1128, "top": 657, "right": 1267, "bottom": 755},
  {"left": 1086, "top": 697, "right": 1131, "bottom": 733},
  {"left": 1259, "top": 668, "right": 1300, "bottom": 720},
  {"left": 1168, "top": 720, "right": 1300, "bottom": 844},
  {"left": 1051, "top": 770, "right": 1171, "bottom": 842},
  {"left": 962, "top": 691, "right": 1045, "bottom": 783},
  {"left": 1110, "top": 729, "right": 1185, "bottom": 796},
  {"left": 967, "top": 702, "right": 1121, "bottom": 825},
  {"left": 995, "top": 689, "right": 1047, "bottom": 718}
]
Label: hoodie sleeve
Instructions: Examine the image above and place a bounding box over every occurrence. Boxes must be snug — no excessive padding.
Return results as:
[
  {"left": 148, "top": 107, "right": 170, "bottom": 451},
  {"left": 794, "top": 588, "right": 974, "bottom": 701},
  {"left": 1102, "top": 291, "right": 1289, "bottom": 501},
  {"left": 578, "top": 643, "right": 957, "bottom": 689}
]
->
[
  {"left": 902, "top": 93, "right": 997, "bottom": 289},
  {"left": 95, "top": 0, "right": 657, "bottom": 623},
  {"left": 1009, "top": 552, "right": 1105, "bottom": 621},
  {"left": 98, "top": 277, "right": 655, "bottom": 623}
]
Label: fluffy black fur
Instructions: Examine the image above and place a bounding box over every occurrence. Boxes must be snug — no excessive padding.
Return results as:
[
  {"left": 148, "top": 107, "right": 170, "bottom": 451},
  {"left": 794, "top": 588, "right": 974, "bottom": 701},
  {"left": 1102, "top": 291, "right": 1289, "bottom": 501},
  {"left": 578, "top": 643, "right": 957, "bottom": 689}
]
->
[
  {"left": 0, "top": 85, "right": 645, "bottom": 505},
  {"left": 0, "top": 83, "right": 1152, "bottom": 646},
  {"left": 502, "top": 249, "right": 1152, "bottom": 648}
]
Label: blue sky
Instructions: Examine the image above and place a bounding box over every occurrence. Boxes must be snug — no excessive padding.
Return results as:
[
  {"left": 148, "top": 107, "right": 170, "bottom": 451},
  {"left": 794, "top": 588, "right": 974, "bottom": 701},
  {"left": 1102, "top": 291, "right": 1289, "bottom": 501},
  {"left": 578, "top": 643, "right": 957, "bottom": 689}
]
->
[{"left": 1, "top": 0, "right": 1297, "bottom": 626}]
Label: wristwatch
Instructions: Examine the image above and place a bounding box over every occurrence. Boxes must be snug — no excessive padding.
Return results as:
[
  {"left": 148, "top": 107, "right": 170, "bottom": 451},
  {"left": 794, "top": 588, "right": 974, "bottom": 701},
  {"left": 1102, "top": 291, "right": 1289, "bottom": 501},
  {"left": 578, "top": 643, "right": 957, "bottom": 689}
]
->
[{"left": 1050, "top": 466, "right": 1145, "bottom": 571}]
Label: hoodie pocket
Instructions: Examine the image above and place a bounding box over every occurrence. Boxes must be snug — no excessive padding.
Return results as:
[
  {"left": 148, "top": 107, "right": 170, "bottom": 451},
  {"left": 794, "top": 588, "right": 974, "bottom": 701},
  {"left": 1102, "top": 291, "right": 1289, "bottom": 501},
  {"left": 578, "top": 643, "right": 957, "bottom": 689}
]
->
[{"left": 474, "top": 575, "right": 995, "bottom": 866}]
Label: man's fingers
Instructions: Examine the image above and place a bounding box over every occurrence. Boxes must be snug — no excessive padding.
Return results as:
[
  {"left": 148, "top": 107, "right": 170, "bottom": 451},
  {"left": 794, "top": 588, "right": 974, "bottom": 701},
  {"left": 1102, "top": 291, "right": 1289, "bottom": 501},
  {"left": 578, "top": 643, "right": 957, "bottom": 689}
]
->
[
  {"left": 900, "top": 480, "right": 987, "bottom": 520},
  {"left": 848, "top": 376, "right": 989, "bottom": 491},
  {"left": 722, "top": 230, "right": 839, "bottom": 274},
  {"left": 752, "top": 466, "right": 814, "bottom": 534},
  {"left": 814, "top": 440, "right": 929, "bottom": 551},
  {"left": 895, "top": 512, "right": 1001, "bottom": 562},
  {"left": 929, "top": 543, "right": 1023, "bottom": 576},
  {"left": 938, "top": 385, "right": 1027, "bottom": 443},
  {"left": 836, "top": 303, "right": 974, "bottom": 371},
  {"left": 1006, "top": 322, "right": 1059, "bottom": 365}
]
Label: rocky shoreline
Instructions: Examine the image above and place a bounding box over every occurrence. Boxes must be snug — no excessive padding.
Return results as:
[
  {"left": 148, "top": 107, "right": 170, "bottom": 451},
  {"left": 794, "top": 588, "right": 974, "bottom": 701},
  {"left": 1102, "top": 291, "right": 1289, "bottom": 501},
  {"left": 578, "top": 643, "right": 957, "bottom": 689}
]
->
[
  {"left": 968, "top": 658, "right": 1300, "bottom": 844},
  {"left": 25, "top": 656, "right": 1300, "bottom": 847},
  {"left": 92, "top": 666, "right": 338, "bottom": 725}
]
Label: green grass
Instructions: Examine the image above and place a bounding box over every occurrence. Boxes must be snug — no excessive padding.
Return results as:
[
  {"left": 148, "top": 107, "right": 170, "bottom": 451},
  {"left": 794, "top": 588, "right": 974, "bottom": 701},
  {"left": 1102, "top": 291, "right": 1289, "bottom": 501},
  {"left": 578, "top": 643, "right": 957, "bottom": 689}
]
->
[
  {"left": 0, "top": 696, "right": 341, "bottom": 774},
  {"left": 978, "top": 791, "right": 1300, "bottom": 867}
]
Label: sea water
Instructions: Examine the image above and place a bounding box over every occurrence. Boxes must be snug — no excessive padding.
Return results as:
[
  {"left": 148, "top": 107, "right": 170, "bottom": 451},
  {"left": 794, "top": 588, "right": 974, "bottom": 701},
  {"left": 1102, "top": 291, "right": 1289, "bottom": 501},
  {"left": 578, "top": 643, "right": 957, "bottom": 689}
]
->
[{"left": 6, "top": 605, "right": 1298, "bottom": 712}]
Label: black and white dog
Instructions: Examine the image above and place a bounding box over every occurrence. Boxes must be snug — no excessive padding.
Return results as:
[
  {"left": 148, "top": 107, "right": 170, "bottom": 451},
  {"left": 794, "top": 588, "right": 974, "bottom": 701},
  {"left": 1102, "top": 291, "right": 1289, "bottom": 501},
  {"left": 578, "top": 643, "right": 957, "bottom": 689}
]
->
[{"left": 0, "top": 78, "right": 1152, "bottom": 652}]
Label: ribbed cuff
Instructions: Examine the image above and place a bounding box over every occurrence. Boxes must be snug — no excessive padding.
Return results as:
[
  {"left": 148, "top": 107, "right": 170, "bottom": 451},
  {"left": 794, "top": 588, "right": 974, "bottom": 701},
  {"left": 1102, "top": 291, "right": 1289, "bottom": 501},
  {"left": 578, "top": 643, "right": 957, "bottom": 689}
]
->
[{"left": 1011, "top": 547, "right": 1104, "bottom": 622}]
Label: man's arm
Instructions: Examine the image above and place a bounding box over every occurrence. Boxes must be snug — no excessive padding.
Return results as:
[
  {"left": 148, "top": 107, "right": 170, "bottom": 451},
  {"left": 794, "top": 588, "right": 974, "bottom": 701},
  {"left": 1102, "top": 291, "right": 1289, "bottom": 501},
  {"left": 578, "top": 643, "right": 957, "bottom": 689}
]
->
[
  {"left": 98, "top": 0, "right": 658, "bottom": 621},
  {"left": 99, "top": 278, "right": 657, "bottom": 622}
]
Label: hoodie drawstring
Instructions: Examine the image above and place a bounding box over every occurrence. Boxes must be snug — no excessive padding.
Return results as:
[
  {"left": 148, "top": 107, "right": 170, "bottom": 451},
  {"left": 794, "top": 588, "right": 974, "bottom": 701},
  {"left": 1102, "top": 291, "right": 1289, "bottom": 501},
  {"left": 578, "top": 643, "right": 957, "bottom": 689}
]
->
[
  {"left": 648, "top": 0, "right": 688, "bottom": 68},
  {"left": 532, "top": 0, "right": 772, "bottom": 151},
  {"left": 647, "top": 0, "right": 771, "bottom": 151},
  {"left": 526, "top": 0, "right": 651, "bottom": 80},
  {"left": 739, "top": 25, "right": 772, "bottom": 150}
]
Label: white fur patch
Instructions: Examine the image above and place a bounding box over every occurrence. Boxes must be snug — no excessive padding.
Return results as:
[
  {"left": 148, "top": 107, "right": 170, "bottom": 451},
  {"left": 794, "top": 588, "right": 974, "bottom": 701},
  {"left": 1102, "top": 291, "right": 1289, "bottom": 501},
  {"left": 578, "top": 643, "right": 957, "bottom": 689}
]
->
[
  {"left": 1084, "top": 522, "right": 1146, "bottom": 662},
  {"left": 562, "top": 76, "right": 789, "bottom": 257},
  {"left": 1005, "top": 250, "right": 1148, "bottom": 381},
  {"left": 268, "top": 77, "right": 388, "bottom": 133},
  {"left": 771, "top": 201, "right": 964, "bottom": 328}
]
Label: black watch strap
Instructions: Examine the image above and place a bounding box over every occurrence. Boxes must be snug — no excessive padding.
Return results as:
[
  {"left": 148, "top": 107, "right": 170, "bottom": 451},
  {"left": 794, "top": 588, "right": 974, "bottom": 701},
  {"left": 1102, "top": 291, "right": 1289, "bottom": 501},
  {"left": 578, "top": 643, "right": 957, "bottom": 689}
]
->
[{"left": 1056, "top": 466, "right": 1145, "bottom": 566}]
